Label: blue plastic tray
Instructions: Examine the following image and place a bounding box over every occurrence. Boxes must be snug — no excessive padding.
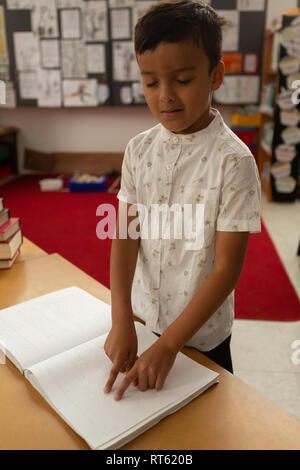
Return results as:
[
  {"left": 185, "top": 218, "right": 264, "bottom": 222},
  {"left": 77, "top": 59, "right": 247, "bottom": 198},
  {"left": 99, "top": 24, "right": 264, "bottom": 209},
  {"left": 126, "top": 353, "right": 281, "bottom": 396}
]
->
[{"left": 68, "top": 175, "right": 108, "bottom": 192}]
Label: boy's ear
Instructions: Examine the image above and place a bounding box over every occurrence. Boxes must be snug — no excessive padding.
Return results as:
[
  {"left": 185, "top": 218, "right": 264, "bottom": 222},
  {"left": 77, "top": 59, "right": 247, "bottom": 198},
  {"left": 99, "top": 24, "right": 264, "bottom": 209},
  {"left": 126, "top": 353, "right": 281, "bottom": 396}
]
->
[{"left": 211, "top": 61, "right": 225, "bottom": 91}]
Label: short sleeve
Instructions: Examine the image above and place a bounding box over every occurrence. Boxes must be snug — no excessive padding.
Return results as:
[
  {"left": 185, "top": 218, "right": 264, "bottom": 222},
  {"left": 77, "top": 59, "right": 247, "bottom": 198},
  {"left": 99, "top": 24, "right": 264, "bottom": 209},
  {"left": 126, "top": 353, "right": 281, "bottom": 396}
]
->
[
  {"left": 117, "top": 140, "right": 137, "bottom": 205},
  {"left": 216, "top": 154, "right": 261, "bottom": 233}
]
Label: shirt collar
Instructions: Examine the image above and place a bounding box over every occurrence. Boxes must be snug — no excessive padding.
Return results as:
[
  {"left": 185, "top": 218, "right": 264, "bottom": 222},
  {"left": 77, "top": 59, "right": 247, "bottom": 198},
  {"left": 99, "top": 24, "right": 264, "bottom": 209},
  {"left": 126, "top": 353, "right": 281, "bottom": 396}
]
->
[{"left": 159, "top": 108, "right": 224, "bottom": 144}]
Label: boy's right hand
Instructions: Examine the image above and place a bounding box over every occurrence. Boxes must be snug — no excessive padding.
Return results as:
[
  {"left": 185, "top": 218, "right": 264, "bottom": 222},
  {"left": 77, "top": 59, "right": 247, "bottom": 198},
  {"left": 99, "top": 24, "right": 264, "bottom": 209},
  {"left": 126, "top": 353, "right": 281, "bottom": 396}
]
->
[{"left": 103, "top": 321, "right": 138, "bottom": 393}]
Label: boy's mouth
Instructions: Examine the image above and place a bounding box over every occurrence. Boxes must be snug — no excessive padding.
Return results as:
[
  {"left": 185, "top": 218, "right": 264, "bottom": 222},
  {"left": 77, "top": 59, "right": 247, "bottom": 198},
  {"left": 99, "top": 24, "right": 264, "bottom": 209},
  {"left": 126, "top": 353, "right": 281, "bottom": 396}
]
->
[{"left": 161, "top": 109, "right": 183, "bottom": 116}]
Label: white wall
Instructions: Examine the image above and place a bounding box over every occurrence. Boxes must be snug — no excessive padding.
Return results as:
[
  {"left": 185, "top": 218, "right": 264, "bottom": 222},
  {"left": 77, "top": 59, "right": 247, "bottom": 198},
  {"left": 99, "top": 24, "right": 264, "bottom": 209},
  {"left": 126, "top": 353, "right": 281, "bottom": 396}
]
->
[
  {"left": 0, "top": 0, "right": 298, "bottom": 173},
  {"left": 0, "top": 104, "right": 235, "bottom": 173},
  {"left": 266, "top": 0, "right": 297, "bottom": 27}
]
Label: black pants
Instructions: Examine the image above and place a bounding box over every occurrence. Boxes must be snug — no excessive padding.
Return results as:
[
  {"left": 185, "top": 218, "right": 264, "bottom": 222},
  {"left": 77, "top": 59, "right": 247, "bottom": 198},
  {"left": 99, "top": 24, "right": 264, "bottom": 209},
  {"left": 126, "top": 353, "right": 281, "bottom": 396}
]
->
[
  {"left": 199, "top": 335, "right": 233, "bottom": 374},
  {"left": 153, "top": 333, "right": 233, "bottom": 374}
]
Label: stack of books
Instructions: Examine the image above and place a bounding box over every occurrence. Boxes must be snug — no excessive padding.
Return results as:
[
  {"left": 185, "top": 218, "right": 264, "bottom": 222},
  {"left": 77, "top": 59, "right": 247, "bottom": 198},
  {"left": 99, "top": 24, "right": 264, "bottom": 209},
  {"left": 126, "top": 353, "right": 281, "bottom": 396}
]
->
[{"left": 0, "top": 197, "right": 23, "bottom": 269}]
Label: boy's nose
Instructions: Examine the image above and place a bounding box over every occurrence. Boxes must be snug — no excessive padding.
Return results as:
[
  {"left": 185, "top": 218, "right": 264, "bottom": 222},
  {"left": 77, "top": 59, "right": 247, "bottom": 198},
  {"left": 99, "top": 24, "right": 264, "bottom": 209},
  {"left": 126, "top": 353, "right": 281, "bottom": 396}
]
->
[{"left": 159, "top": 85, "right": 176, "bottom": 103}]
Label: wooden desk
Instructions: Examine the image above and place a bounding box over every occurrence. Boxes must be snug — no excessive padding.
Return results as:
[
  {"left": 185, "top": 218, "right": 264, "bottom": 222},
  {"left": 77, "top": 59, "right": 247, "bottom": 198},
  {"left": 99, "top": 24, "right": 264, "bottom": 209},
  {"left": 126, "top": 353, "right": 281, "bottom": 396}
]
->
[
  {"left": 17, "top": 237, "right": 48, "bottom": 263},
  {"left": 0, "top": 254, "right": 300, "bottom": 450}
]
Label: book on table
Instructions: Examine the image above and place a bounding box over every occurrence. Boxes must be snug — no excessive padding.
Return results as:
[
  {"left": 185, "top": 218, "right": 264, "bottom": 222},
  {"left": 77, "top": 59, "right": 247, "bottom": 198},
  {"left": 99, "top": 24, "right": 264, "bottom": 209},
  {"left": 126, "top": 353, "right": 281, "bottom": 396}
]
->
[
  {"left": 0, "top": 217, "right": 21, "bottom": 242},
  {"left": 0, "top": 287, "right": 219, "bottom": 450},
  {"left": 0, "top": 208, "right": 10, "bottom": 228},
  {"left": 0, "top": 248, "right": 20, "bottom": 269},
  {"left": 0, "top": 228, "right": 22, "bottom": 259}
]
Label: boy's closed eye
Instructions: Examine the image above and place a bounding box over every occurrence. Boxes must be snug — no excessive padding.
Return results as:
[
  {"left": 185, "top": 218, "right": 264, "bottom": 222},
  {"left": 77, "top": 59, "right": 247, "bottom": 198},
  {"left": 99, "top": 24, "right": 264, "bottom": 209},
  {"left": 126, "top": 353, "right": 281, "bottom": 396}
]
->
[{"left": 145, "top": 79, "right": 193, "bottom": 88}]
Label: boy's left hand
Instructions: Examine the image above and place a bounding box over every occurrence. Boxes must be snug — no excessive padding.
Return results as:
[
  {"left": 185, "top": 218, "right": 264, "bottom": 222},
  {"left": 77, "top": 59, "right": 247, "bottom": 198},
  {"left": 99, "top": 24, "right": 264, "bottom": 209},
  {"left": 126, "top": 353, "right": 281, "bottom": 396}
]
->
[{"left": 113, "top": 339, "right": 178, "bottom": 401}]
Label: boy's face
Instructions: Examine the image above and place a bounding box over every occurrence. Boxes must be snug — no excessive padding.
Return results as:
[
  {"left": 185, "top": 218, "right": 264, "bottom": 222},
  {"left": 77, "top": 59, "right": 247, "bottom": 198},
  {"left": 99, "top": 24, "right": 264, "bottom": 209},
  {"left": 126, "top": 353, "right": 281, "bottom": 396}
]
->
[{"left": 137, "top": 40, "right": 224, "bottom": 134}]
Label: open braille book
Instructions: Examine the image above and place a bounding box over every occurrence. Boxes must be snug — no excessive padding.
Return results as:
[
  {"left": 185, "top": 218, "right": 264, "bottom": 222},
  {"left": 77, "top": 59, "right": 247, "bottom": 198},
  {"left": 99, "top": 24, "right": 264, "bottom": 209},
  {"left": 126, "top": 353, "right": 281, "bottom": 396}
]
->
[{"left": 0, "top": 287, "right": 219, "bottom": 450}]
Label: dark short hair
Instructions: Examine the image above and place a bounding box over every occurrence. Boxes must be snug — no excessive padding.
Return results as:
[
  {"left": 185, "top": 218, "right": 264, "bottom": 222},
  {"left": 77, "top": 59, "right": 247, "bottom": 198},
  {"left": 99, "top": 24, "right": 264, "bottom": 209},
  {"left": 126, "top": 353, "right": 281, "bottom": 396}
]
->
[{"left": 134, "top": 0, "right": 226, "bottom": 74}]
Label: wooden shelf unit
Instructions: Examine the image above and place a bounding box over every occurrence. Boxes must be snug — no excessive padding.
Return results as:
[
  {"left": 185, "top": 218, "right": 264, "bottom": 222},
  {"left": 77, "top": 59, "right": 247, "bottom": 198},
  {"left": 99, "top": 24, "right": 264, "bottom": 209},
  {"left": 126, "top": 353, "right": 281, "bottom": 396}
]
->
[{"left": 257, "top": 30, "right": 279, "bottom": 202}]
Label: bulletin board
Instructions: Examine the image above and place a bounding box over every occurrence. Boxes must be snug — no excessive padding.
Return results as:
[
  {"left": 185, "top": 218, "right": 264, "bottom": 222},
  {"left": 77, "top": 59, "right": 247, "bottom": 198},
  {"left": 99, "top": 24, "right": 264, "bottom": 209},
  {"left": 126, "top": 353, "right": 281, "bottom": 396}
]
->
[
  {"left": 270, "top": 14, "right": 300, "bottom": 202},
  {"left": 0, "top": 0, "right": 267, "bottom": 108}
]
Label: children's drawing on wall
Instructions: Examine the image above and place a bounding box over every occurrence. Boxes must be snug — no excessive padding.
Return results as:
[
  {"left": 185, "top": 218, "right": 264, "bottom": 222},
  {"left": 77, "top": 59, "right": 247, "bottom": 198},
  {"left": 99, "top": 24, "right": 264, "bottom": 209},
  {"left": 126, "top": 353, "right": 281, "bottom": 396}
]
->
[
  {"left": 132, "top": 81, "right": 145, "bottom": 104},
  {"left": 83, "top": 1, "right": 108, "bottom": 42},
  {"left": 6, "top": 0, "right": 34, "bottom": 9},
  {"left": 109, "top": 0, "right": 135, "bottom": 8},
  {"left": 214, "top": 76, "right": 259, "bottom": 104},
  {"left": 237, "top": 0, "right": 264, "bottom": 10},
  {"left": 0, "top": 6, "right": 10, "bottom": 82},
  {"left": 19, "top": 71, "right": 37, "bottom": 99},
  {"left": 60, "top": 8, "right": 82, "bottom": 39},
  {"left": 40, "top": 39, "right": 60, "bottom": 68},
  {"left": 63, "top": 79, "right": 98, "bottom": 106},
  {"left": 110, "top": 8, "right": 131, "bottom": 40},
  {"left": 98, "top": 83, "right": 110, "bottom": 104},
  {"left": 13, "top": 32, "right": 40, "bottom": 71},
  {"left": 56, "top": 0, "right": 82, "bottom": 9},
  {"left": 86, "top": 44, "right": 106, "bottom": 74},
  {"left": 132, "top": 1, "right": 153, "bottom": 36},
  {"left": 37, "top": 69, "right": 61, "bottom": 107},
  {"left": 113, "top": 41, "right": 139, "bottom": 81},
  {"left": 31, "top": 0, "right": 59, "bottom": 38},
  {"left": 61, "top": 40, "right": 86, "bottom": 78},
  {"left": 218, "top": 10, "right": 239, "bottom": 52}
]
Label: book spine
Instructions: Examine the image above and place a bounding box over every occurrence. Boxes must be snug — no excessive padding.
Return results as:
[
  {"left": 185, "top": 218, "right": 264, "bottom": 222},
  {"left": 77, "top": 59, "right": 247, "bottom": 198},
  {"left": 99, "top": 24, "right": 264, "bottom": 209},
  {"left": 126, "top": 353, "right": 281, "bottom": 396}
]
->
[{"left": 0, "top": 208, "right": 11, "bottom": 229}]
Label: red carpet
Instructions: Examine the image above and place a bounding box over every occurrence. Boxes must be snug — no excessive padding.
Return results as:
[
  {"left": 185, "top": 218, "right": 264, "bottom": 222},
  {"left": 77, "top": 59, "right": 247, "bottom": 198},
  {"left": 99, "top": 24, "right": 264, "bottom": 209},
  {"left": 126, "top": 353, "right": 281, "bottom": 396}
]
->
[{"left": 1, "top": 175, "right": 299, "bottom": 321}]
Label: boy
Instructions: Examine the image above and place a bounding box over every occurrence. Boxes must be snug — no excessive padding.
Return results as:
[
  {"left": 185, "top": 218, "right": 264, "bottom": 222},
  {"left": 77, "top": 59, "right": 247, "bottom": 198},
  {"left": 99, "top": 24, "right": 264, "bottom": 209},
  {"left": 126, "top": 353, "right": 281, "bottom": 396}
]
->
[{"left": 103, "top": 0, "right": 261, "bottom": 400}]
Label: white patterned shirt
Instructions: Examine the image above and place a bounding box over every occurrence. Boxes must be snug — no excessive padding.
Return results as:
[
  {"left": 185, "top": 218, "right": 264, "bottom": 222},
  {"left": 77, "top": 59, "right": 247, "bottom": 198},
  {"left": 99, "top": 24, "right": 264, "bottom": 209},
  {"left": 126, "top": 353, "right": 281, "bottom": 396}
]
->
[{"left": 117, "top": 109, "right": 261, "bottom": 351}]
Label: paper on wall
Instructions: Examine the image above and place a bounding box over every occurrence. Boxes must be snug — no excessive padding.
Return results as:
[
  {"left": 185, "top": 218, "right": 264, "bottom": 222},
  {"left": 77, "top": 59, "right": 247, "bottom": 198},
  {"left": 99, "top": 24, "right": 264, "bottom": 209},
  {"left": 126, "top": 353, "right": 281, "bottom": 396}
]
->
[
  {"left": 61, "top": 40, "right": 86, "bottom": 78},
  {"left": 132, "top": 81, "right": 145, "bottom": 103},
  {"left": 0, "top": 6, "right": 9, "bottom": 79},
  {"left": 0, "top": 81, "right": 16, "bottom": 107},
  {"left": 217, "top": 10, "right": 239, "bottom": 52},
  {"left": 98, "top": 83, "right": 110, "bottom": 104},
  {"left": 270, "top": 162, "right": 292, "bottom": 179},
  {"left": 19, "top": 71, "right": 38, "bottom": 99},
  {"left": 60, "top": 8, "right": 82, "bottom": 39},
  {"left": 56, "top": 0, "right": 82, "bottom": 7},
  {"left": 31, "top": 0, "right": 59, "bottom": 38},
  {"left": 110, "top": 8, "right": 131, "bottom": 40},
  {"left": 109, "top": 0, "right": 134, "bottom": 7},
  {"left": 120, "top": 85, "right": 133, "bottom": 104},
  {"left": 281, "top": 126, "right": 300, "bottom": 145},
  {"left": 41, "top": 39, "right": 60, "bottom": 68},
  {"left": 280, "top": 109, "right": 300, "bottom": 127},
  {"left": 37, "top": 69, "right": 61, "bottom": 107},
  {"left": 113, "top": 41, "right": 139, "bottom": 81},
  {"left": 132, "top": 1, "right": 153, "bottom": 36},
  {"left": 86, "top": 44, "right": 106, "bottom": 74},
  {"left": 275, "top": 144, "right": 297, "bottom": 163},
  {"left": 277, "top": 87, "right": 297, "bottom": 110},
  {"left": 83, "top": 1, "right": 108, "bottom": 42},
  {"left": 214, "top": 75, "right": 259, "bottom": 104},
  {"left": 0, "top": 32, "right": 6, "bottom": 57},
  {"left": 63, "top": 79, "right": 98, "bottom": 106},
  {"left": 274, "top": 176, "right": 297, "bottom": 194},
  {"left": 237, "top": 0, "right": 264, "bottom": 11},
  {"left": 6, "top": 0, "right": 34, "bottom": 9},
  {"left": 279, "top": 56, "right": 300, "bottom": 75},
  {"left": 0, "top": 65, "right": 10, "bottom": 83},
  {"left": 287, "top": 39, "right": 300, "bottom": 59},
  {"left": 13, "top": 32, "right": 40, "bottom": 71}
]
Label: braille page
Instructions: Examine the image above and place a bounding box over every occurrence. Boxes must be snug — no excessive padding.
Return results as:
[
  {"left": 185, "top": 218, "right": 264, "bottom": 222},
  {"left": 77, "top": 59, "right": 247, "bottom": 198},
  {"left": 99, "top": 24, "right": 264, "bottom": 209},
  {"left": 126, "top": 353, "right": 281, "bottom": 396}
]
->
[
  {"left": 0, "top": 287, "right": 112, "bottom": 372},
  {"left": 25, "top": 322, "right": 219, "bottom": 450}
]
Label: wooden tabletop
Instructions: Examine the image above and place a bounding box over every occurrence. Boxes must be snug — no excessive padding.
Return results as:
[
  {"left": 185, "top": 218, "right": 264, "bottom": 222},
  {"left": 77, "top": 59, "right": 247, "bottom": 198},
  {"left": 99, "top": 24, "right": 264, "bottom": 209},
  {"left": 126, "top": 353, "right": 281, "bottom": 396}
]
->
[
  {"left": 17, "top": 237, "right": 48, "bottom": 263},
  {"left": 0, "top": 249, "right": 300, "bottom": 450}
]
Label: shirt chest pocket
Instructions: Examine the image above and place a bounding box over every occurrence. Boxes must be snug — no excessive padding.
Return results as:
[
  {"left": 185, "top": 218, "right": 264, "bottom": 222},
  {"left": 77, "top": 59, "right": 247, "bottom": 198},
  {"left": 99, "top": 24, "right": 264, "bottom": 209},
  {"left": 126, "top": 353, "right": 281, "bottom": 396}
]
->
[{"left": 178, "top": 188, "right": 219, "bottom": 251}]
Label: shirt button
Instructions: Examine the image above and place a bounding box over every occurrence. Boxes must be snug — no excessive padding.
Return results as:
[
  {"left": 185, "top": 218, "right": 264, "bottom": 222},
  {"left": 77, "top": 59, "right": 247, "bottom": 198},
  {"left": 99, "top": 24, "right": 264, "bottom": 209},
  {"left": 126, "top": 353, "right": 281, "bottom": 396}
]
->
[
  {"left": 166, "top": 164, "right": 172, "bottom": 170},
  {"left": 173, "top": 136, "right": 180, "bottom": 144}
]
